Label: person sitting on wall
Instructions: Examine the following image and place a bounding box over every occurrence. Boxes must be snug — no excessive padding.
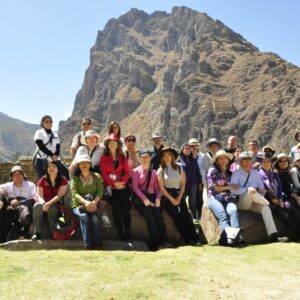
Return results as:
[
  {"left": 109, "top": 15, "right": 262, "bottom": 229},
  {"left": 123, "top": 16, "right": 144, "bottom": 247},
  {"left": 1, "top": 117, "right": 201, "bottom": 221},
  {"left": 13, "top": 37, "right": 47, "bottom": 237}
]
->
[
  {"left": 69, "top": 130, "right": 103, "bottom": 175},
  {"left": 229, "top": 152, "right": 288, "bottom": 243},
  {"left": 0, "top": 166, "right": 37, "bottom": 240},
  {"left": 31, "top": 160, "right": 68, "bottom": 240}
]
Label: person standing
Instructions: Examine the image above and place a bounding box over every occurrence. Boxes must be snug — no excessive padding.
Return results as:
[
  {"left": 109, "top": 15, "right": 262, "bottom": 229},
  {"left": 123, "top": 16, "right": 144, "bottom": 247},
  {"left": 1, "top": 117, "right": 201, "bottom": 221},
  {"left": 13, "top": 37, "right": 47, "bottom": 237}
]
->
[
  {"left": 70, "top": 117, "right": 93, "bottom": 159},
  {"left": 100, "top": 134, "right": 131, "bottom": 242},
  {"left": 33, "top": 115, "right": 69, "bottom": 180},
  {"left": 149, "top": 131, "right": 165, "bottom": 171},
  {"left": 132, "top": 150, "right": 168, "bottom": 251}
]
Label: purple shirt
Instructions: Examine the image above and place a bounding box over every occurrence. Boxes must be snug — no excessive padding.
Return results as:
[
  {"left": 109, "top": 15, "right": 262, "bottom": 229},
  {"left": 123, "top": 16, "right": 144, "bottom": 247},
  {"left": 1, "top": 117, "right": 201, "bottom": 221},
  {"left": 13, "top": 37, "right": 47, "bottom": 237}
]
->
[
  {"left": 131, "top": 166, "right": 161, "bottom": 202},
  {"left": 207, "top": 166, "right": 231, "bottom": 198}
]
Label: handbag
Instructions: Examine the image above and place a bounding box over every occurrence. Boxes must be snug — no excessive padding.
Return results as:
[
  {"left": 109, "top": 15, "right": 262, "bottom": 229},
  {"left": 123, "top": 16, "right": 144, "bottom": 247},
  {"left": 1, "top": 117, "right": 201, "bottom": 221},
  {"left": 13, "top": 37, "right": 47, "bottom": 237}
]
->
[{"left": 218, "top": 227, "right": 243, "bottom": 247}]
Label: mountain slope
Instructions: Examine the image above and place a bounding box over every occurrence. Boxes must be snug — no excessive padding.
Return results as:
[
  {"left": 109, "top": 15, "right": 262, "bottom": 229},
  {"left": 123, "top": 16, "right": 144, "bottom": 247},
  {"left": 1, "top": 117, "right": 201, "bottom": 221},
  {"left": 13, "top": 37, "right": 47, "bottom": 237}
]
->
[
  {"left": 59, "top": 6, "right": 300, "bottom": 152},
  {"left": 0, "top": 112, "right": 39, "bottom": 161}
]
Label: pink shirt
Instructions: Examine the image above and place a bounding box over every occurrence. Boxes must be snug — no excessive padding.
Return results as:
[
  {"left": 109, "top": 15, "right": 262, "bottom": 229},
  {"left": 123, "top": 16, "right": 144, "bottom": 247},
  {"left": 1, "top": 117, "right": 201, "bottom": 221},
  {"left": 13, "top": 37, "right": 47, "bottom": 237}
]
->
[{"left": 131, "top": 166, "right": 161, "bottom": 202}]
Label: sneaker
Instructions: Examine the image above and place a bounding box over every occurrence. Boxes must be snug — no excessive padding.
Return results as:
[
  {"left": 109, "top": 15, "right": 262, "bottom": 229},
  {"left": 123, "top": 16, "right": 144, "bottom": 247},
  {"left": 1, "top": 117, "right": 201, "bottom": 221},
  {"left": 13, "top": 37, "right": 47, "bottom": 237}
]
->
[
  {"left": 270, "top": 233, "right": 289, "bottom": 243},
  {"left": 31, "top": 233, "right": 41, "bottom": 241},
  {"left": 190, "top": 240, "right": 202, "bottom": 246}
]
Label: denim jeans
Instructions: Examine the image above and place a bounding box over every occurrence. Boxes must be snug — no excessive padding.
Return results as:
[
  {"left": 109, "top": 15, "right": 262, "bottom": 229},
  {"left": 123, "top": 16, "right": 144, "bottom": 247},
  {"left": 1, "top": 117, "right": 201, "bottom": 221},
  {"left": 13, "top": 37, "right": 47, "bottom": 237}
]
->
[
  {"left": 73, "top": 207, "right": 102, "bottom": 247},
  {"left": 208, "top": 196, "right": 240, "bottom": 231}
]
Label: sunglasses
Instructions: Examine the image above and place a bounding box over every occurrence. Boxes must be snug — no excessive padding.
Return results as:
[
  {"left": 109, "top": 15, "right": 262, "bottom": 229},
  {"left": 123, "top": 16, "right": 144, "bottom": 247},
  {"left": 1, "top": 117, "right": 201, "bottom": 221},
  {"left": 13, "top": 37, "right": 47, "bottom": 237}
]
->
[
  {"left": 126, "top": 139, "right": 136, "bottom": 143},
  {"left": 44, "top": 120, "right": 53, "bottom": 123},
  {"left": 82, "top": 122, "right": 91, "bottom": 126}
]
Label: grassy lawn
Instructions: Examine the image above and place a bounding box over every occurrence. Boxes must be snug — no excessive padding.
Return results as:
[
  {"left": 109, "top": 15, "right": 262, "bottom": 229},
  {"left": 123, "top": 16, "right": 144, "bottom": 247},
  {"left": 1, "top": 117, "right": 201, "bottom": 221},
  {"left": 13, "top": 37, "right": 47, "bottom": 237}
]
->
[{"left": 1, "top": 243, "right": 300, "bottom": 300}]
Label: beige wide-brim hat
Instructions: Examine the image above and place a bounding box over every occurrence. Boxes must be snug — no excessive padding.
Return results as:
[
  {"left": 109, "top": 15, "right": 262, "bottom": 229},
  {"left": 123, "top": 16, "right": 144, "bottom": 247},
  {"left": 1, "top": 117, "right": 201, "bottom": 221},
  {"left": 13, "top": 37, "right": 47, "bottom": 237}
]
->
[
  {"left": 9, "top": 165, "right": 28, "bottom": 181},
  {"left": 212, "top": 150, "right": 233, "bottom": 164},
  {"left": 76, "top": 154, "right": 91, "bottom": 164},
  {"left": 237, "top": 151, "right": 253, "bottom": 162},
  {"left": 273, "top": 153, "right": 292, "bottom": 167},
  {"left": 188, "top": 138, "right": 199, "bottom": 146},
  {"left": 151, "top": 131, "right": 166, "bottom": 139},
  {"left": 205, "top": 138, "right": 222, "bottom": 149}
]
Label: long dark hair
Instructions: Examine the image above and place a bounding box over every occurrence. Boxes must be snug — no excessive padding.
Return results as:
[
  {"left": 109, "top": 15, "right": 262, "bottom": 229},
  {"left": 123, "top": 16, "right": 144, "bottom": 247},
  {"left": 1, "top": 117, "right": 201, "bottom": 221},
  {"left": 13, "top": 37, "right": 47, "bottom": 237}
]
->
[
  {"left": 160, "top": 151, "right": 179, "bottom": 171},
  {"left": 108, "top": 121, "right": 121, "bottom": 138},
  {"left": 213, "top": 158, "right": 232, "bottom": 178},
  {"left": 103, "top": 140, "right": 123, "bottom": 157},
  {"left": 44, "top": 160, "right": 63, "bottom": 187}
]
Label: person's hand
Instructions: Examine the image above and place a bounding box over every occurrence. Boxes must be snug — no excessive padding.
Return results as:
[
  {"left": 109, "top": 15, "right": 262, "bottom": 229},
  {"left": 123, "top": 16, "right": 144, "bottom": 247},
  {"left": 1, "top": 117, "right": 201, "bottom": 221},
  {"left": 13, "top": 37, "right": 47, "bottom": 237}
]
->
[
  {"left": 115, "top": 182, "right": 125, "bottom": 189},
  {"left": 230, "top": 184, "right": 240, "bottom": 190},
  {"left": 10, "top": 199, "right": 19, "bottom": 208},
  {"left": 144, "top": 199, "right": 151, "bottom": 207},
  {"left": 0, "top": 201, "right": 3, "bottom": 210},
  {"left": 155, "top": 199, "right": 160, "bottom": 207},
  {"left": 43, "top": 202, "right": 51, "bottom": 212},
  {"left": 248, "top": 187, "right": 257, "bottom": 195},
  {"left": 253, "top": 162, "right": 260, "bottom": 170},
  {"left": 170, "top": 197, "right": 179, "bottom": 206},
  {"left": 272, "top": 198, "right": 279, "bottom": 205},
  {"left": 52, "top": 155, "right": 58, "bottom": 161},
  {"left": 85, "top": 201, "right": 96, "bottom": 213}
]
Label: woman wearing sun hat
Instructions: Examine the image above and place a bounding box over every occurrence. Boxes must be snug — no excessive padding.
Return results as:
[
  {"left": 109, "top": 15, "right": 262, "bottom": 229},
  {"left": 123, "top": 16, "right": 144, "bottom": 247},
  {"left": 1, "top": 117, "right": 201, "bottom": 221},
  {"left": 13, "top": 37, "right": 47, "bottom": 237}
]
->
[
  {"left": 258, "top": 152, "right": 300, "bottom": 239},
  {"left": 71, "top": 154, "right": 104, "bottom": 250},
  {"left": 157, "top": 147, "right": 201, "bottom": 246},
  {"left": 69, "top": 129, "right": 104, "bottom": 175},
  {"left": 274, "top": 153, "right": 300, "bottom": 207},
  {"left": 100, "top": 133, "right": 131, "bottom": 242},
  {"left": 207, "top": 150, "right": 242, "bottom": 240}
]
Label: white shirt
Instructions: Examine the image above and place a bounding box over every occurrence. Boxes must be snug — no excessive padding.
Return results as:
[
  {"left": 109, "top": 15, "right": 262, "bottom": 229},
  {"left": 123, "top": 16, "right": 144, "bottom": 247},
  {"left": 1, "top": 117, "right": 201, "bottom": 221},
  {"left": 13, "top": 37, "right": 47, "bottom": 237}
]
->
[
  {"left": 0, "top": 180, "right": 37, "bottom": 201},
  {"left": 34, "top": 128, "right": 60, "bottom": 159}
]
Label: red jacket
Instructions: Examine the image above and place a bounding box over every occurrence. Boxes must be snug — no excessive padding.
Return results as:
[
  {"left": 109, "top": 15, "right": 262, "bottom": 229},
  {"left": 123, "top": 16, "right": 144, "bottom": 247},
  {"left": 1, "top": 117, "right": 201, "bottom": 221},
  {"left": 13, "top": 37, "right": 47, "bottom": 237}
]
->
[{"left": 100, "top": 153, "right": 129, "bottom": 188}]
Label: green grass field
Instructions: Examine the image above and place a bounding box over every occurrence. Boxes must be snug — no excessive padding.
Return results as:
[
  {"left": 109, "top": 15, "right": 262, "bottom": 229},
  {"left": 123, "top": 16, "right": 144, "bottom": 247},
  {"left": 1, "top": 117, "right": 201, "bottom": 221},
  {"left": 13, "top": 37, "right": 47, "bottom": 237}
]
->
[{"left": 1, "top": 243, "right": 300, "bottom": 300}]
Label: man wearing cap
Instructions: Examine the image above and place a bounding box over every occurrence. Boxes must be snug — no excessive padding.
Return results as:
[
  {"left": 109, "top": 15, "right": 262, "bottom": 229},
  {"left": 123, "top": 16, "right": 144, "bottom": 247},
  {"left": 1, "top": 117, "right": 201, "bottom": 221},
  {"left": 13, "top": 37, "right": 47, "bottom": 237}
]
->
[
  {"left": 202, "top": 138, "right": 222, "bottom": 184},
  {"left": 70, "top": 117, "right": 93, "bottom": 159},
  {"left": 69, "top": 129, "right": 103, "bottom": 175},
  {"left": 148, "top": 131, "right": 165, "bottom": 171},
  {"left": 0, "top": 166, "right": 37, "bottom": 240},
  {"left": 290, "top": 131, "right": 300, "bottom": 159},
  {"left": 230, "top": 152, "right": 287, "bottom": 242},
  {"left": 186, "top": 138, "right": 205, "bottom": 220}
]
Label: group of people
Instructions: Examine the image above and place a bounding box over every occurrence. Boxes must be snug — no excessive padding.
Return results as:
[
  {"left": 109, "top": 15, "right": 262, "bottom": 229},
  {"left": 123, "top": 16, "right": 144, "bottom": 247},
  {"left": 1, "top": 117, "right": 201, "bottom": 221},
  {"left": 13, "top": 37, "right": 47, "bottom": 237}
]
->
[{"left": 1, "top": 115, "right": 300, "bottom": 250}]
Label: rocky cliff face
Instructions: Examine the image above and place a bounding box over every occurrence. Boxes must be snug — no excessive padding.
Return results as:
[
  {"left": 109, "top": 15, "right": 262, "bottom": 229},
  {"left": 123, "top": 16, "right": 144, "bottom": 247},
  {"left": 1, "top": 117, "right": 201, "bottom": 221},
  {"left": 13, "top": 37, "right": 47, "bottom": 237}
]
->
[
  {"left": 59, "top": 6, "right": 300, "bottom": 152},
  {"left": 0, "top": 112, "right": 39, "bottom": 161}
]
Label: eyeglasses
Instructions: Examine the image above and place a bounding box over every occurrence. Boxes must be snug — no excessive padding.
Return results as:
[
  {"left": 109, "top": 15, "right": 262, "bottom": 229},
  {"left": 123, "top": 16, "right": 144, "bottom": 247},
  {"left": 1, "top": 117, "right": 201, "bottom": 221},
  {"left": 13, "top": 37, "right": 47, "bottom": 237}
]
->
[
  {"left": 126, "top": 139, "right": 136, "bottom": 143},
  {"left": 82, "top": 122, "right": 91, "bottom": 126},
  {"left": 278, "top": 160, "right": 288, "bottom": 163},
  {"left": 108, "top": 140, "right": 117, "bottom": 144},
  {"left": 44, "top": 120, "right": 53, "bottom": 123}
]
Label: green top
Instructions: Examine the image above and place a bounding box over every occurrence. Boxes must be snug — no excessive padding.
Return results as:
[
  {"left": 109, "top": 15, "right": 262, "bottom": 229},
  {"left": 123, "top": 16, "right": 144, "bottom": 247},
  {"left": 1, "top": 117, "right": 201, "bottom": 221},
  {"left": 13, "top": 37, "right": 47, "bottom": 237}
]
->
[{"left": 71, "top": 172, "right": 104, "bottom": 208}]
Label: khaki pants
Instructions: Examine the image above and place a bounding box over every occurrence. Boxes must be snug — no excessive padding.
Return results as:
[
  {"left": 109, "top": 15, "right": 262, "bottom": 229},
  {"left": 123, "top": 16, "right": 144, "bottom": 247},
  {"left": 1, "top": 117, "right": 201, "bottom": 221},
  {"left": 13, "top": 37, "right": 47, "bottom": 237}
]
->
[{"left": 239, "top": 192, "right": 277, "bottom": 236}]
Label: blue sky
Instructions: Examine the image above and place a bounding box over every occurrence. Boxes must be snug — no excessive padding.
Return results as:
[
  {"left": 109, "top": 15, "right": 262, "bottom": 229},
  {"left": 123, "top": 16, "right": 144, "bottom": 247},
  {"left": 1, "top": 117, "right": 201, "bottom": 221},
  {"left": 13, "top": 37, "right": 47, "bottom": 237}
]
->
[{"left": 1, "top": 0, "right": 299, "bottom": 130}]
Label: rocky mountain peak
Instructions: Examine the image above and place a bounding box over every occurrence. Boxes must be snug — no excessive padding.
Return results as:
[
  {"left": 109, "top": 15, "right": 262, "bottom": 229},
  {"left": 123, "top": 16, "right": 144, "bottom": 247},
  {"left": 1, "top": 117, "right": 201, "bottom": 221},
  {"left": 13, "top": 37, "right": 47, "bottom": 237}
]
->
[{"left": 59, "top": 6, "right": 300, "bottom": 153}]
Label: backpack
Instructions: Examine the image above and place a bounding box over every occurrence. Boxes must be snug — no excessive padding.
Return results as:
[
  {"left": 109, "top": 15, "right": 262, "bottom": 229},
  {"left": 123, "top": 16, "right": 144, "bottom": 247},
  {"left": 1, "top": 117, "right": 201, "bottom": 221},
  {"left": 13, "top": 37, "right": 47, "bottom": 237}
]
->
[
  {"left": 52, "top": 204, "right": 78, "bottom": 241},
  {"left": 218, "top": 227, "right": 243, "bottom": 247}
]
